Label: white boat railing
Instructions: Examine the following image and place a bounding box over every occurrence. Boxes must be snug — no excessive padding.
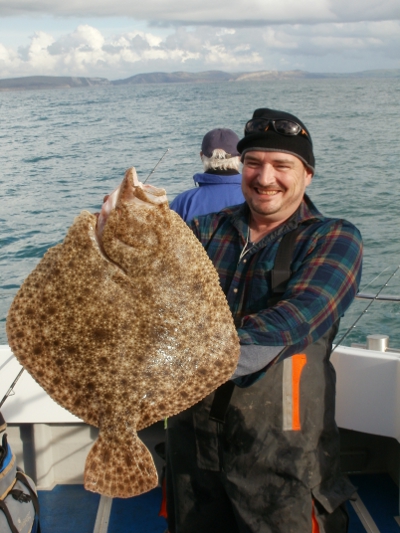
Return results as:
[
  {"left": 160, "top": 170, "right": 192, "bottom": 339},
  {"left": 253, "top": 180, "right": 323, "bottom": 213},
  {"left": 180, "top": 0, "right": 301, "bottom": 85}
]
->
[
  {"left": 1, "top": 288, "right": 400, "bottom": 487},
  {"left": 356, "top": 292, "right": 400, "bottom": 302}
]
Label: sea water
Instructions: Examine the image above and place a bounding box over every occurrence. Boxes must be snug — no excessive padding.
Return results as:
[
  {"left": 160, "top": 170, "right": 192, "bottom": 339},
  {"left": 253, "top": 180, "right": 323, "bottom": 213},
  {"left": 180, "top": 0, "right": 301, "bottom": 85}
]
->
[{"left": 1, "top": 78, "right": 400, "bottom": 347}]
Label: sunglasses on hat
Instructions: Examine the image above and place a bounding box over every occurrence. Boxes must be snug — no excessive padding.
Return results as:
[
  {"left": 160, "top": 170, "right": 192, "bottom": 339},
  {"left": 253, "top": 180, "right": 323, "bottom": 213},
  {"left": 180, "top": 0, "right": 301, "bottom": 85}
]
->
[{"left": 245, "top": 118, "right": 309, "bottom": 139}]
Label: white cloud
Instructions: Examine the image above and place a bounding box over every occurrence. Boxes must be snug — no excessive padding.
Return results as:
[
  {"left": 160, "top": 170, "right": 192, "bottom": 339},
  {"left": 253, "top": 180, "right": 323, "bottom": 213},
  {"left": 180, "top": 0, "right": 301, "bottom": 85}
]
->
[
  {"left": 262, "top": 21, "right": 398, "bottom": 58},
  {"left": 0, "top": 0, "right": 399, "bottom": 24},
  {"left": 0, "top": 42, "right": 19, "bottom": 69},
  {"left": 0, "top": 24, "right": 261, "bottom": 78},
  {"left": 48, "top": 25, "right": 104, "bottom": 55},
  {"left": 17, "top": 31, "right": 56, "bottom": 69},
  {"left": 329, "top": 0, "right": 400, "bottom": 23},
  {"left": 262, "top": 27, "right": 299, "bottom": 50},
  {"left": 0, "top": 16, "right": 400, "bottom": 79}
]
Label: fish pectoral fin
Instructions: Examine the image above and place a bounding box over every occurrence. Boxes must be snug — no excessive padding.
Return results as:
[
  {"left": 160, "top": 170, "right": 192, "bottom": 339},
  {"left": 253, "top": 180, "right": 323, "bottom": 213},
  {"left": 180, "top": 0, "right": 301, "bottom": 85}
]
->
[{"left": 84, "top": 426, "right": 158, "bottom": 498}]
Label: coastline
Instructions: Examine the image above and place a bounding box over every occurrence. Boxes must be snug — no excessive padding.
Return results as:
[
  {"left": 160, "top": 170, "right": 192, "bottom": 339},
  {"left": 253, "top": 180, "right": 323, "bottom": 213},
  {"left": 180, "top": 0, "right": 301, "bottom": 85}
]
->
[{"left": 1, "top": 68, "right": 400, "bottom": 91}]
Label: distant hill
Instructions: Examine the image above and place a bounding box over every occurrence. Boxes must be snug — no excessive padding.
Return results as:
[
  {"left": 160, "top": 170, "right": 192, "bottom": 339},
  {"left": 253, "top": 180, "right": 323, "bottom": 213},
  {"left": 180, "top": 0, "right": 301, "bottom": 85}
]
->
[
  {"left": 112, "top": 70, "right": 235, "bottom": 84},
  {"left": 0, "top": 75, "right": 110, "bottom": 91},
  {"left": 112, "top": 69, "right": 322, "bottom": 84},
  {"left": 1, "top": 69, "right": 399, "bottom": 91},
  {"left": 113, "top": 68, "right": 400, "bottom": 84}
]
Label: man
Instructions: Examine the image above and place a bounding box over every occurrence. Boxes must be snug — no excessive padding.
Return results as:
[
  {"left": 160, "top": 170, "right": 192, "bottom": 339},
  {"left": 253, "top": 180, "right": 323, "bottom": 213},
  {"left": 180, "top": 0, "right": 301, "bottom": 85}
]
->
[
  {"left": 165, "top": 108, "right": 363, "bottom": 533},
  {"left": 170, "top": 128, "right": 245, "bottom": 220}
]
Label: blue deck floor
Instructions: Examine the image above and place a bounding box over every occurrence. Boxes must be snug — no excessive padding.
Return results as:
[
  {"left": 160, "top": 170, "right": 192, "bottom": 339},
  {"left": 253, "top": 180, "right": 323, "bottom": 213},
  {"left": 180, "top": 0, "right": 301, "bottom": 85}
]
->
[
  {"left": 348, "top": 474, "right": 400, "bottom": 533},
  {"left": 109, "top": 489, "right": 166, "bottom": 533},
  {"left": 38, "top": 485, "right": 101, "bottom": 533},
  {"left": 37, "top": 474, "right": 400, "bottom": 533},
  {"left": 38, "top": 485, "right": 166, "bottom": 533}
]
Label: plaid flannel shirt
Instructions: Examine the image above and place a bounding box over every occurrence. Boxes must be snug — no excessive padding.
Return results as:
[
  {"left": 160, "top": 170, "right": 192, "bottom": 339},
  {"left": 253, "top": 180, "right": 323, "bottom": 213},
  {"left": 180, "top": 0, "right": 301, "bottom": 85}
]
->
[{"left": 189, "top": 194, "right": 363, "bottom": 361}]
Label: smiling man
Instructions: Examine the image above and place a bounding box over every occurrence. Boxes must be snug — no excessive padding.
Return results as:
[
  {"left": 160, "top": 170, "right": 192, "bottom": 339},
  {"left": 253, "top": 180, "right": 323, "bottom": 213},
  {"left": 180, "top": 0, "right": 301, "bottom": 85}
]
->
[
  {"left": 165, "top": 108, "right": 363, "bottom": 533},
  {"left": 241, "top": 150, "right": 313, "bottom": 239}
]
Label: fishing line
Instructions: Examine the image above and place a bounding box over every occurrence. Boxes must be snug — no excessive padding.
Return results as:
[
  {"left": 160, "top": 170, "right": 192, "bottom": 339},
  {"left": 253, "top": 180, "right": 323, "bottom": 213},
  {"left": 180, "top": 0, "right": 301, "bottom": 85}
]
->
[
  {"left": 143, "top": 148, "right": 169, "bottom": 185},
  {"left": 359, "top": 266, "right": 391, "bottom": 292},
  {"left": 331, "top": 264, "right": 400, "bottom": 353}
]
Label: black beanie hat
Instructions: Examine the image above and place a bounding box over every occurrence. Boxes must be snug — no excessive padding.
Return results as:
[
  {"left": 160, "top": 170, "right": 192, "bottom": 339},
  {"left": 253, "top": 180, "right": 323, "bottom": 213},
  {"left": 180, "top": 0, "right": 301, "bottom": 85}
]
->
[{"left": 237, "top": 108, "right": 315, "bottom": 173}]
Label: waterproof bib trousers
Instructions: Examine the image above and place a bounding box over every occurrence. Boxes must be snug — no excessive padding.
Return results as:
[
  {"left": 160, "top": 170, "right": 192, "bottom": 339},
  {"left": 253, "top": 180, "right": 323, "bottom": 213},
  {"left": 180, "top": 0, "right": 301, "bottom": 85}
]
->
[{"left": 166, "top": 228, "right": 355, "bottom": 533}]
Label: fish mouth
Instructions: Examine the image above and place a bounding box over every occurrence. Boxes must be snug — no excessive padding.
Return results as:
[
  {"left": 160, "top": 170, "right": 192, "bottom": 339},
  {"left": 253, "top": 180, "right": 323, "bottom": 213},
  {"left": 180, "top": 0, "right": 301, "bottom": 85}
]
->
[
  {"left": 96, "top": 167, "right": 167, "bottom": 240},
  {"left": 124, "top": 168, "right": 167, "bottom": 204}
]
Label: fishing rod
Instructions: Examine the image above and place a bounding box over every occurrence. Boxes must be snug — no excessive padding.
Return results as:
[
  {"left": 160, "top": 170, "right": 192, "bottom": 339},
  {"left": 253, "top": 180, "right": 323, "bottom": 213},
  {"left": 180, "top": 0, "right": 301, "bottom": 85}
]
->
[
  {"left": 0, "top": 367, "right": 24, "bottom": 409},
  {"left": 331, "top": 264, "right": 400, "bottom": 353},
  {"left": 1, "top": 149, "right": 171, "bottom": 410},
  {"left": 143, "top": 148, "right": 169, "bottom": 185}
]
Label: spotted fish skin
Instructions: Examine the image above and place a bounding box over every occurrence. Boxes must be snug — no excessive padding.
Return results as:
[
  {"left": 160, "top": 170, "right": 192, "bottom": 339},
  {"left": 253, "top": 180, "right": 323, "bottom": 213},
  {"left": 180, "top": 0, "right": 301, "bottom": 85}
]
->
[{"left": 6, "top": 168, "right": 240, "bottom": 498}]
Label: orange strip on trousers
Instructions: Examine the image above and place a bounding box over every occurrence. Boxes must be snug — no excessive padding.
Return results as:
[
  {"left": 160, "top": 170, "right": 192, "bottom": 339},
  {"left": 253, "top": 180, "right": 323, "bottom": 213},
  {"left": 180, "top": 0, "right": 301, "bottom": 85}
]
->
[
  {"left": 312, "top": 500, "right": 320, "bottom": 533},
  {"left": 159, "top": 476, "right": 168, "bottom": 518},
  {"left": 291, "top": 354, "right": 307, "bottom": 431}
]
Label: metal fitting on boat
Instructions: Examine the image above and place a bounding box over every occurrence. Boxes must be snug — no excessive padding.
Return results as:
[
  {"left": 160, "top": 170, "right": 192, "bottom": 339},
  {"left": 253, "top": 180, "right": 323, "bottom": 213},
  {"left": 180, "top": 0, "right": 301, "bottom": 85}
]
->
[{"left": 366, "top": 334, "right": 389, "bottom": 352}]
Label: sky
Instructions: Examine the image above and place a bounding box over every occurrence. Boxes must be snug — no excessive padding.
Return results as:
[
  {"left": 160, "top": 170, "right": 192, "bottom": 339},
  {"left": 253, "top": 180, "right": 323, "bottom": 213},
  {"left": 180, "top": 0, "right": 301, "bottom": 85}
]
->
[{"left": 0, "top": 0, "right": 399, "bottom": 80}]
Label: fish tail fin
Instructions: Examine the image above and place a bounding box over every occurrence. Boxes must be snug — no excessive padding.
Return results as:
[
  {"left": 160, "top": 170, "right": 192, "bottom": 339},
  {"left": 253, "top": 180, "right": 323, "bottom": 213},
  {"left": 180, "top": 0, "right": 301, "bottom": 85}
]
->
[{"left": 84, "top": 427, "right": 158, "bottom": 498}]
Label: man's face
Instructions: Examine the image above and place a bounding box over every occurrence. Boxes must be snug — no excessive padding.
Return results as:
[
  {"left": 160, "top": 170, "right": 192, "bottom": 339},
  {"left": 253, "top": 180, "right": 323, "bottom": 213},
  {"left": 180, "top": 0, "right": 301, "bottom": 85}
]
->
[{"left": 241, "top": 151, "right": 313, "bottom": 225}]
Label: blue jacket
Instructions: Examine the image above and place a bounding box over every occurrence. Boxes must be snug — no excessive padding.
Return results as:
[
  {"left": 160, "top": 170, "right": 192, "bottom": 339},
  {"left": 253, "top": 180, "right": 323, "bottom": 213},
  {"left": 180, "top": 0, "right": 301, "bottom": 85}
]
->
[{"left": 169, "top": 171, "right": 244, "bottom": 222}]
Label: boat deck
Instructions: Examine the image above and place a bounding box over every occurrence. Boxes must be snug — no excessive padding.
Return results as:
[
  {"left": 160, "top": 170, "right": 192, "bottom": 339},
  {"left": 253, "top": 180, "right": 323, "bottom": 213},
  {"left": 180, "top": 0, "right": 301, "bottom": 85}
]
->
[
  {"left": 349, "top": 473, "right": 400, "bottom": 532},
  {"left": 37, "top": 484, "right": 166, "bottom": 533},
  {"left": 36, "top": 473, "right": 400, "bottom": 533},
  {"left": 3, "top": 343, "right": 400, "bottom": 532}
]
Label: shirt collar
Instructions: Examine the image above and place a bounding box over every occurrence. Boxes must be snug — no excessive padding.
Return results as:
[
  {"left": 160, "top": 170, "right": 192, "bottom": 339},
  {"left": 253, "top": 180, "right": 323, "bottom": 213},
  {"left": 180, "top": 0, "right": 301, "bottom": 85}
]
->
[{"left": 193, "top": 172, "right": 242, "bottom": 186}]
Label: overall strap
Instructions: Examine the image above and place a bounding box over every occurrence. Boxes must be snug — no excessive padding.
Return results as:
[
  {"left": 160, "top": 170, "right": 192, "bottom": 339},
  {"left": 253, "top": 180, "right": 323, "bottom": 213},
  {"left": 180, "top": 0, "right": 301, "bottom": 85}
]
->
[
  {"left": 268, "top": 227, "right": 303, "bottom": 306},
  {"left": 209, "top": 381, "right": 236, "bottom": 423},
  {"left": 210, "top": 227, "right": 303, "bottom": 423}
]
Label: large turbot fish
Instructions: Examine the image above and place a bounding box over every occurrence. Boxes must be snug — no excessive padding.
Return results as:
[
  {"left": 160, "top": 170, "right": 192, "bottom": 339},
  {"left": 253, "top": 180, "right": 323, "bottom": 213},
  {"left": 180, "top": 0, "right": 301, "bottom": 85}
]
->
[{"left": 6, "top": 168, "right": 240, "bottom": 498}]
